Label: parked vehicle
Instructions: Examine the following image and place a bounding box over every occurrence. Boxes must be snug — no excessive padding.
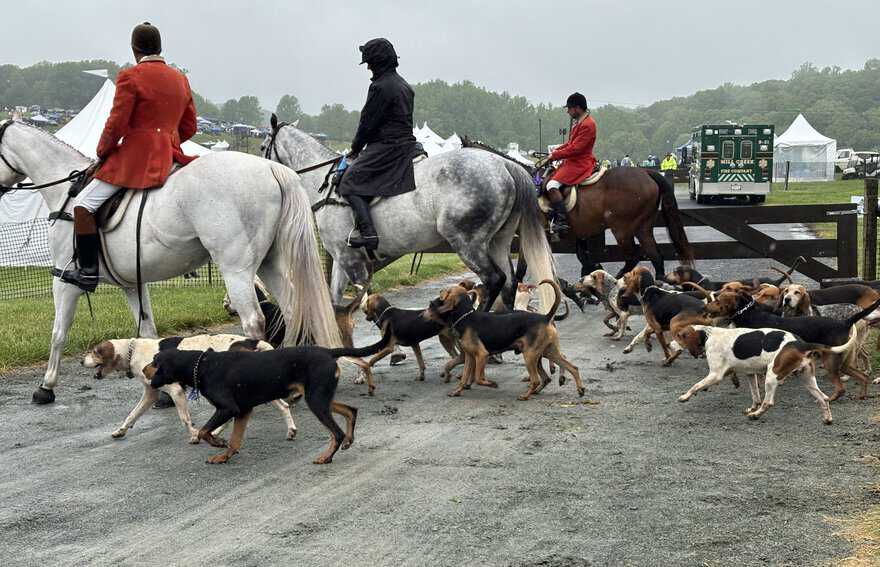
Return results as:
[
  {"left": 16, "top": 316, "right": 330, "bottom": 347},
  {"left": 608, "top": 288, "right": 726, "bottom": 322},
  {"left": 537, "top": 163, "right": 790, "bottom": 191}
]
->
[
  {"left": 836, "top": 148, "right": 854, "bottom": 172},
  {"left": 687, "top": 123, "right": 774, "bottom": 204},
  {"left": 842, "top": 151, "right": 879, "bottom": 179}
]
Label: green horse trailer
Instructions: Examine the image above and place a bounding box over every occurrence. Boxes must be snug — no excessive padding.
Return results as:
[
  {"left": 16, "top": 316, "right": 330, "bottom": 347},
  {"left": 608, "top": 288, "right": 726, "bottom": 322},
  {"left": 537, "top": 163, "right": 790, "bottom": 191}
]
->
[{"left": 687, "top": 124, "right": 774, "bottom": 204}]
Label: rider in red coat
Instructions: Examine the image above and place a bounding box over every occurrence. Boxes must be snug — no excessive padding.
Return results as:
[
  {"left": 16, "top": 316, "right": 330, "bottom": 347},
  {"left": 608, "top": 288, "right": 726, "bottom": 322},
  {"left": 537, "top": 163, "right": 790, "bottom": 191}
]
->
[
  {"left": 538, "top": 92, "right": 596, "bottom": 233},
  {"left": 62, "top": 22, "right": 198, "bottom": 292}
]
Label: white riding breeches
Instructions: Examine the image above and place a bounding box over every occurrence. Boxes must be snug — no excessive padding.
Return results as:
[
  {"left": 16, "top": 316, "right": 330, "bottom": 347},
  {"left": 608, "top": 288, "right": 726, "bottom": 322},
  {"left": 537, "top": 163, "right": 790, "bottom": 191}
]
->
[
  {"left": 74, "top": 178, "right": 121, "bottom": 213},
  {"left": 547, "top": 180, "right": 564, "bottom": 191}
]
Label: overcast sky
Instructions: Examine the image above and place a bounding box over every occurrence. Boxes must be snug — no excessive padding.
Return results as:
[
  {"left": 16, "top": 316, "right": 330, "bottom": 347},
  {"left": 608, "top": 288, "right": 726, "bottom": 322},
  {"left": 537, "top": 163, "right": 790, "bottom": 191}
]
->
[{"left": 2, "top": 0, "right": 877, "bottom": 114}]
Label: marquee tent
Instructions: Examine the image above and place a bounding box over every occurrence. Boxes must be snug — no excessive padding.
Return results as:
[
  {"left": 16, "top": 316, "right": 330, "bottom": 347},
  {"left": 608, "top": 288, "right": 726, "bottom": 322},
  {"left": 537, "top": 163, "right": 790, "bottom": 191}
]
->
[
  {"left": 0, "top": 78, "right": 210, "bottom": 224},
  {"left": 773, "top": 113, "right": 836, "bottom": 182}
]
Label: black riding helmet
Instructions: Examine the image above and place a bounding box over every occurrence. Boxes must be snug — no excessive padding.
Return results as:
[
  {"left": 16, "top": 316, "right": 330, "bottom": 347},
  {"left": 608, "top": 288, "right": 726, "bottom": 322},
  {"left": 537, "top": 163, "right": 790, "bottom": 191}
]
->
[{"left": 565, "top": 92, "right": 588, "bottom": 110}]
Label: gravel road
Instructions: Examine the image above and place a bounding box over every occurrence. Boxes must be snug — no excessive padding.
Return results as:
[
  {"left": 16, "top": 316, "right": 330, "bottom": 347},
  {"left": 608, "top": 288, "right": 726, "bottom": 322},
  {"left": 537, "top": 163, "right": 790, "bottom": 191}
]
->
[{"left": 1, "top": 254, "right": 878, "bottom": 566}]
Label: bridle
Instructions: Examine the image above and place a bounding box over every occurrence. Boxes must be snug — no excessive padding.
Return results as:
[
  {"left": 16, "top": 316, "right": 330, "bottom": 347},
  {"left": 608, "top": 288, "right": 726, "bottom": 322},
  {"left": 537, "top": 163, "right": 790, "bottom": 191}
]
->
[{"left": 0, "top": 120, "right": 26, "bottom": 177}]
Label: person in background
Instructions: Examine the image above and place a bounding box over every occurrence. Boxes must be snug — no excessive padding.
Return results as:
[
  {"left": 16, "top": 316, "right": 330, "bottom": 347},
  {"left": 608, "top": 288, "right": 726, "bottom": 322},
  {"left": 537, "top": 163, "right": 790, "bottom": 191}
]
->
[
  {"left": 660, "top": 151, "right": 678, "bottom": 172},
  {"left": 620, "top": 154, "right": 634, "bottom": 167}
]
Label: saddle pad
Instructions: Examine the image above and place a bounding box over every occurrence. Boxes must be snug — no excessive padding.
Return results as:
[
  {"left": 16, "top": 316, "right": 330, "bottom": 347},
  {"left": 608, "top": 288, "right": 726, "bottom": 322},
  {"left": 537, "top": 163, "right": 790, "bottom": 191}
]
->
[
  {"left": 97, "top": 190, "right": 136, "bottom": 233},
  {"left": 579, "top": 165, "right": 608, "bottom": 186},
  {"left": 538, "top": 188, "right": 577, "bottom": 214}
]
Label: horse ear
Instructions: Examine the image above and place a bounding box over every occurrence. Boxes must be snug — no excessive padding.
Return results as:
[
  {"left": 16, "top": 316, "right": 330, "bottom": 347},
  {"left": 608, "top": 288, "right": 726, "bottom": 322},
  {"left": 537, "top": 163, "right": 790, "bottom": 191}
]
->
[{"left": 270, "top": 113, "right": 278, "bottom": 131}]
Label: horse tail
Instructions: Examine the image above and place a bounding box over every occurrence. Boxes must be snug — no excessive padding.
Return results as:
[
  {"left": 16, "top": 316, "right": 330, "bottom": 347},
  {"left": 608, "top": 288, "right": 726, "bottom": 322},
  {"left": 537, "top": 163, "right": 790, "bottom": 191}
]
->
[
  {"left": 646, "top": 169, "right": 694, "bottom": 266},
  {"left": 267, "top": 162, "right": 342, "bottom": 348},
  {"left": 506, "top": 161, "right": 557, "bottom": 313}
]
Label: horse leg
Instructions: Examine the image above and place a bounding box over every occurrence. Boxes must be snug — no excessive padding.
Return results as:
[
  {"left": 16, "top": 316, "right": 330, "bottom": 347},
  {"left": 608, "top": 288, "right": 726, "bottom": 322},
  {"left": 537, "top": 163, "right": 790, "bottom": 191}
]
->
[
  {"left": 122, "top": 285, "right": 158, "bottom": 338},
  {"left": 576, "top": 233, "right": 605, "bottom": 277},
  {"left": 221, "top": 270, "right": 265, "bottom": 340},
  {"left": 635, "top": 225, "right": 665, "bottom": 279},
  {"left": 329, "top": 264, "right": 350, "bottom": 305},
  {"left": 458, "top": 244, "right": 506, "bottom": 312},
  {"left": 611, "top": 228, "right": 640, "bottom": 278},
  {"left": 34, "top": 280, "right": 84, "bottom": 403},
  {"left": 490, "top": 222, "right": 518, "bottom": 311}
]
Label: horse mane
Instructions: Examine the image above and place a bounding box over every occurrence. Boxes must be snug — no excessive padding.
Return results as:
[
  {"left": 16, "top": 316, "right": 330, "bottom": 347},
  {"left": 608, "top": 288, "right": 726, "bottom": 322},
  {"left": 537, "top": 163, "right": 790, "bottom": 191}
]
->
[
  {"left": 11, "top": 120, "right": 91, "bottom": 161},
  {"left": 277, "top": 123, "right": 338, "bottom": 160}
]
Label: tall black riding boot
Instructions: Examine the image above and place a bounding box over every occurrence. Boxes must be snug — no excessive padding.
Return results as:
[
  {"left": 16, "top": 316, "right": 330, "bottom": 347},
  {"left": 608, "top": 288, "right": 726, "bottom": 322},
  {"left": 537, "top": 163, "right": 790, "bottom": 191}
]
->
[
  {"left": 346, "top": 195, "right": 379, "bottom": 251},
  {"left": 60, "top": 206, "right": 100, "bottom": 292},
  {"left": 550, "top": 200, "right": 570, "bottom": 233}
]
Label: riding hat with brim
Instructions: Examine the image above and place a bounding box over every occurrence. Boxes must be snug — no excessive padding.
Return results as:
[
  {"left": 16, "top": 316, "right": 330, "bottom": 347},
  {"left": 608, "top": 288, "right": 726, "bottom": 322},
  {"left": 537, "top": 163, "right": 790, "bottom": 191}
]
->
[{"left": 565, "top": 92, "right": 588, "bottom": 109}]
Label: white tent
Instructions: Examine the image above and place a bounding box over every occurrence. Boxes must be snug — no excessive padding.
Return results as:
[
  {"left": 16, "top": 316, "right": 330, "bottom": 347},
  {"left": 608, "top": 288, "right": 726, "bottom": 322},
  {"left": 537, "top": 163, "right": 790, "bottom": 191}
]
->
[
  {"left": 0, "top": 78, "right": 210, "bottom": 224},
  {"left": 443, "top": 133, "right": 462, "bottom": 151},
  {"left": 419, "top": 122, "right": 446, "bottom": 146},
  {"left": 773, "top": 113, "right": 836, "bottom": 182},
  {"left": 506, "top": 142, "right": 534, "bottom": 166}
]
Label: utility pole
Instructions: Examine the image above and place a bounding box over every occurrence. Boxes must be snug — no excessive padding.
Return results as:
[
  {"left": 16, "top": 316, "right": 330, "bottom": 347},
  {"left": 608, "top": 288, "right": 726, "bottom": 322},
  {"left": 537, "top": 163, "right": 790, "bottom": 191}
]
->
[{"left": 538, "top": 118, "right": 543, "bottom": 152}]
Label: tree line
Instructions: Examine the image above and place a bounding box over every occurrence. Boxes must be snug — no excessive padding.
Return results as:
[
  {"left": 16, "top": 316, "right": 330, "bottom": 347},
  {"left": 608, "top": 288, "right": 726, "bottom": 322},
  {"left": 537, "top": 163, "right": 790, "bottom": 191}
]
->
[{"left": 2, "top": 59, "right": 878, "bottom": 160}]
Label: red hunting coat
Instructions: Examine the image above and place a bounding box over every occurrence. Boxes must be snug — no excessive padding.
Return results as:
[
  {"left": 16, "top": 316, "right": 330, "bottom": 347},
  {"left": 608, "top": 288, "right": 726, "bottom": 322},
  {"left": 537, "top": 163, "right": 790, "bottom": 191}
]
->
[
  {"left": 95, "top": 58, "right": 198, "bottom": 189},
  {"left": 549, "top": 114, "right": 597, "bottom": 186}
]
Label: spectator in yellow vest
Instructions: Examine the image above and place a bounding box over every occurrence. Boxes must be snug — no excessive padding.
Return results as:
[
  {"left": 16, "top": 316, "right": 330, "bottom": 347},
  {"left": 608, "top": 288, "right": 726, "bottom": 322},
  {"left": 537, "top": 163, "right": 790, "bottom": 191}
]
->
[{"left": 660, "top": 152, "right": 678, "bottom": 171}]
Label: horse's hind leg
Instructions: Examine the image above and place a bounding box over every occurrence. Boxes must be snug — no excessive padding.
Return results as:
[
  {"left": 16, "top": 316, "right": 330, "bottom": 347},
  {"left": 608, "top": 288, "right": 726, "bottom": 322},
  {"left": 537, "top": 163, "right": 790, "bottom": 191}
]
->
[
  {"left": 489, "top": 222, "right": 518, "bottom": 310},
  {"left": 610, "top": 228, "right": 640, "bottom": 278},
  {"left": 635, "top": 224, "right": 664, "bottom": 279},
  {"left": 34, "top": 280, "right": 84, "bottom": 403},
  {"left": 462, "top": 245, "right": 506, "bottom": 312},
  {"left": 221, "top": 270, "right": 265, "bottom": 340},
  {"left": 122, "top": 285, "right": 157, "bottom": 338}
]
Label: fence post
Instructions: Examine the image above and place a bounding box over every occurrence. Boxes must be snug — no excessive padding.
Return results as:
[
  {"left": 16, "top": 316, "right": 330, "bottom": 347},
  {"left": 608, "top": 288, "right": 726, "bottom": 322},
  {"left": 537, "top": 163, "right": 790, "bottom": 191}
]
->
[
  {"left": 836, "top": 209, "right": 858, "bottom": 278},
  {"left": 783, "top": 161, "right": 790, "bottom": 191},
  {"left": 863, "top": 177, "right": 878, "bottom": 280}
]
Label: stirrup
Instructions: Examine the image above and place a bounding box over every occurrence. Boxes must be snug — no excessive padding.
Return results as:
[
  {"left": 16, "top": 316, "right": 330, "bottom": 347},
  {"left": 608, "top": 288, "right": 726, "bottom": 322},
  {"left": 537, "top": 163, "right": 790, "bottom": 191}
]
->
[{"left": 59, "top": 269, "right": 98, "bottom": 292}]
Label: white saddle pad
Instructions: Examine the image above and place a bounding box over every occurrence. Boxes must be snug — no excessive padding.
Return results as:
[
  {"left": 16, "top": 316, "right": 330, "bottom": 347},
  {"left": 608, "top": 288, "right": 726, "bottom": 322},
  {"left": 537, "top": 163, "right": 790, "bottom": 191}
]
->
[{"left": 537, "top": 166, "right": 608, "bottom": 213}]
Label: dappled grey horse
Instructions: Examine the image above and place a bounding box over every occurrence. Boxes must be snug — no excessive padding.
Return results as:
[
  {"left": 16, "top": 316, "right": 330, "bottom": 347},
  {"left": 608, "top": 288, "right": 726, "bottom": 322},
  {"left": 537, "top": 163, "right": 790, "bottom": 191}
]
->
[
  {"left": 0, "top": 119, "right": 341, "bottom": 404},
  {"left": 263, "top": 117, "right": 556, "bottom": 312}
]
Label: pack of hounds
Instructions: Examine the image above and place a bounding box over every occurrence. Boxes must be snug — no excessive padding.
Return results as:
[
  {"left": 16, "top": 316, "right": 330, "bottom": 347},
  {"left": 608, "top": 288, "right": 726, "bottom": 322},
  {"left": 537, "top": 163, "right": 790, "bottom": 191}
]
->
[{"left": 83, "top": 257, "right": 880, "bottom": 465}]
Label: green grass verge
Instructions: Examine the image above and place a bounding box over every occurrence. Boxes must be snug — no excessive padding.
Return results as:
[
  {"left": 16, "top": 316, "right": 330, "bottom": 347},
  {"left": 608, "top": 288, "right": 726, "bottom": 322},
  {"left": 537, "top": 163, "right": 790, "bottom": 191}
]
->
[{"left": 0, "top": 253, "right": 465, "bottom": 373}]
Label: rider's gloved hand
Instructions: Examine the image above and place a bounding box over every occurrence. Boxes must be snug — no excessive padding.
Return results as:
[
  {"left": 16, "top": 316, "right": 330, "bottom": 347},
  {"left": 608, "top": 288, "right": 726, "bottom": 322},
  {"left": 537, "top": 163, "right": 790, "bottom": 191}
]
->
[{"left": 534, "top": 156, "right": 551, "bottom": 169}]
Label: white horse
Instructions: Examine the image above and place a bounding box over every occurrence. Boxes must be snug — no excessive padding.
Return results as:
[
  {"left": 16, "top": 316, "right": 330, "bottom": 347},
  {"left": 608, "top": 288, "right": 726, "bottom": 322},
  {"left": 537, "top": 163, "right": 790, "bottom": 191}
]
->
[
  {"left": 263, "top": 117, "right": 557, "bottom": 312},
  {"left": 0, "top": 120, "right": 340, "bottom": 404}
]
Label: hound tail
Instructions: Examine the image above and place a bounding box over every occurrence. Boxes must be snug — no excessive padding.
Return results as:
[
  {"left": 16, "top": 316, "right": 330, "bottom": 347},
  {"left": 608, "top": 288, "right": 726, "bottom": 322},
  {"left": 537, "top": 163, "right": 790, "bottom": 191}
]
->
[
  {"left": 536, "top": 279, "right": 563, "bottom": 323},
  {"left": 268, "top": 162, "right": 342, "bottom": 348},
  {"left": 328, "top": 328, "right": 392, "bottom": 359},
  {"left": 845, "top": 297, "right": 880, "bottom": 329},
  {"left": 506, "top": 161, "right": 557, "bottom": 313}
]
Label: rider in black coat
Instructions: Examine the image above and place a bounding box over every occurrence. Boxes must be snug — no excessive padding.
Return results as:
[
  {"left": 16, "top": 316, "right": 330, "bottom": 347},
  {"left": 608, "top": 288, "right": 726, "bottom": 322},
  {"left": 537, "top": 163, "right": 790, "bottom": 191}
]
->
[{"left": 338, "top": 38, "right": 424, "bottom": 251}]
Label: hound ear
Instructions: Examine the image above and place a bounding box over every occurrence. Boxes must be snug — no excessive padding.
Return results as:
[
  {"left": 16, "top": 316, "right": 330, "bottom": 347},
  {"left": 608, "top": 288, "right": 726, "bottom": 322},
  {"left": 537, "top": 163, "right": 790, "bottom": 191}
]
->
[
  {"left": 270, "top": 113, "right": 279, "bottom": 131},
  {"left": 466, "top": 290, "right": 479, "bottom": 303}
]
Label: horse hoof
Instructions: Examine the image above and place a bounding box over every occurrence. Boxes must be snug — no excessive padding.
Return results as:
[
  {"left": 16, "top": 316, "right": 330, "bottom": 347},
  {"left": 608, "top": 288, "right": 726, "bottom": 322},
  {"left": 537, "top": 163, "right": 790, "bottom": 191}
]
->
[{"left": 32, "top": 386, "right": 55, "bottom": 405}]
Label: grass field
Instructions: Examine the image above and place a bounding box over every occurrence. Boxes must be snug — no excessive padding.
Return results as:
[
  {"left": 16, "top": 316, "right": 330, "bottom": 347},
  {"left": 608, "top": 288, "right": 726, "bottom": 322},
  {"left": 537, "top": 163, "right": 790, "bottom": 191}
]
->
[{"left": 0, "top": 253, "right": 464, "bottom": 373}]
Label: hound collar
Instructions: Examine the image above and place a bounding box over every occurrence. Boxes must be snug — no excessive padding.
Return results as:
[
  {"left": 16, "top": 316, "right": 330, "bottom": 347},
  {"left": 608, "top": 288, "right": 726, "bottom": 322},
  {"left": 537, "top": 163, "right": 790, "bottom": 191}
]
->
[
  {"left": 373, "top": 305, "right": 392, "bottom": 328},
  {"left": 733, "top": 299, "right": 756, "bottom": 318},
  {"left": 125, "top": 339, "right": 136, "bottom": 378},
  {"left": 451, "top": 309, "right": 475, "bottom": 331},
  {"left": 189, "top": 351, "right": 208, "bottom": 401}
]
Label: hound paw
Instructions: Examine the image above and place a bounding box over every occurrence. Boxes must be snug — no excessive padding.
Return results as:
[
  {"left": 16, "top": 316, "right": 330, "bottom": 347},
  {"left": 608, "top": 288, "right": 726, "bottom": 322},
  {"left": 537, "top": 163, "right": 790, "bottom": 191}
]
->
[
  {"left": 577, "top": 387, "right": 585, "bottom": 397},
  {"left": 353, "top": 374, "right": 366, "bottom": 385},
  {"left": 111, "top": 428, "right": 127, "bottom": 439},
  {"left": 341, "top": 437, "right": 353, "bottom": 450},
  {"left": 206, "top": 452, "right": 232, "bottom": 464},
  {"left": 313, "top": 455, "right": 333, "bottom": 465},
  {"left": 622, "top": 347, "right": 633, "bottom": 355},
  {"left": 286, "top": 429, "right": 297, "bottom": 441},
  {"left": 678, "top": 394, "right": 690, "bottom": 403}
]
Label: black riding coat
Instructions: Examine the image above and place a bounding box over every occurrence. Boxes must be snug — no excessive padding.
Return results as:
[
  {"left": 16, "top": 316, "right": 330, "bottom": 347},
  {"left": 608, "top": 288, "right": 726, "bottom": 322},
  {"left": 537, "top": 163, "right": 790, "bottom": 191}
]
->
[{"left": 338, "top": 68, "right": 423, "bottom": 198}]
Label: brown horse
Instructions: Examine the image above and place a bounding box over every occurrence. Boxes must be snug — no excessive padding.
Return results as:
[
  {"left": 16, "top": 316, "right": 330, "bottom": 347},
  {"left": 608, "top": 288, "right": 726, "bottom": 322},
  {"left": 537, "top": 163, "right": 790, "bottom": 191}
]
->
[{"left": 549, "top": 167, "right": 694, "bottom": 278}]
